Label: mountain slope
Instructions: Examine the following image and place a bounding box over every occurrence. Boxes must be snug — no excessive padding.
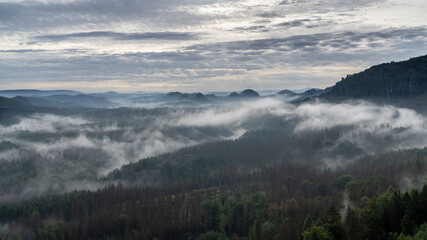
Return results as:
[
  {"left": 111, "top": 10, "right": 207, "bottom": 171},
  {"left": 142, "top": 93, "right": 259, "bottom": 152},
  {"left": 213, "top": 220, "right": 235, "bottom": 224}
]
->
[
  {"left": 227, "top": 89, "right": 260, "bottom": 98},
  {"left": 322, "top": 55, "right": 427, "bottom": 99},
  {"left": 277, "top": 89, "right": 297, "bottom": 96},
  {"left": 0, "top": 96, "right": 35, "bottom": 125},
  {"left": 239, "top": 89, "right": 260, "bottom": 97},
  {"left": 0, "top": 96, "right": 29, "bottom": 109},
  {"left": 12, "top": 94, "right": 115, "bottom": 108}
]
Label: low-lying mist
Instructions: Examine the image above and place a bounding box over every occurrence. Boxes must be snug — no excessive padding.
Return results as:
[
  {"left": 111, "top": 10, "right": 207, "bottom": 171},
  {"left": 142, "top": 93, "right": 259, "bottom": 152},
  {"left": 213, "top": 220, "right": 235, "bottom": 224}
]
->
[
  {"left": 0, "top": 97, "right": 426, "bottom": 201},
  {"left": 176, "top": 98, "right": 427, "bottom": 151}
]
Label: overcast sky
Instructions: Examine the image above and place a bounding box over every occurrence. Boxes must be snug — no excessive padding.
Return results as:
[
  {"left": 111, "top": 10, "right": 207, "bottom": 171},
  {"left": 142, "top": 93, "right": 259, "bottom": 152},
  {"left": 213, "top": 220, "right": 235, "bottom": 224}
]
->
[{"left": 0, "top": 0, "right": 426, "bottom": 92}]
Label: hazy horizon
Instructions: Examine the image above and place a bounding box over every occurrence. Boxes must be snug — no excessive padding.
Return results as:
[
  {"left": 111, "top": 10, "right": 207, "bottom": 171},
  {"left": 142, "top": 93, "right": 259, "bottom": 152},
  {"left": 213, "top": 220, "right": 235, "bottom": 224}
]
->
[{"left": 0, "top": 87, "right": 320, "bottom": 94}]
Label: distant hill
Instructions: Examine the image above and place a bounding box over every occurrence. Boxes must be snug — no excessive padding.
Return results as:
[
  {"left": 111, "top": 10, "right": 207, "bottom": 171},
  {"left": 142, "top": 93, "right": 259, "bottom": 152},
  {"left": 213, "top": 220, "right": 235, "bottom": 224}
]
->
[
  {"left": 163, "top": 89, "right": 261, "bottom": 102},
  {"left": 12, "top": 94, "right": 115, "bottom": 108},
  {"left": 163, "top": 92, "right": 208, "bottom": 103},
  {"left": 323, "top": 55, "right": 427, "bottom": 99},
  {"left": 0, "top": 96, "right": 29, "bottom": 109},
  {"left": 12, "top": 96, "right": 58, "bottom": 107},
  {"left": 0, "top": 96, "right": 35, "bottom": 125},
  {"left": 227, "top": 89, "right": 260, "bottom": 98},
  {"left": 276, "top": 88, "right": 331, "bottom": 103},
  {"left": 164, "top": 92, "right": 184, "bottom": 100},
  {"left": 277, "top": 89, "right": 297, "bottom": 96},
  {"left": 299, "top": 88, "right": 330, "bottom": 99},
  {"left": 239, "top": 89, "right": 260, "bottom": 97},
  {"left": 228, "top": 92, "right": 239, "bottom": 97},
  {"left": 192, "top": 93, "right": 208, "bottom": 102}
]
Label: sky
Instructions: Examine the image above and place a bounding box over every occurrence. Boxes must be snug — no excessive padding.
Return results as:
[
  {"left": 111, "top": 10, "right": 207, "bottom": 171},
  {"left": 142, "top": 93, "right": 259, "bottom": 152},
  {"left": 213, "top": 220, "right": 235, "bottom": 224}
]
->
[{"left": 0, "top": 0, "right": 426, "bottom": 92}]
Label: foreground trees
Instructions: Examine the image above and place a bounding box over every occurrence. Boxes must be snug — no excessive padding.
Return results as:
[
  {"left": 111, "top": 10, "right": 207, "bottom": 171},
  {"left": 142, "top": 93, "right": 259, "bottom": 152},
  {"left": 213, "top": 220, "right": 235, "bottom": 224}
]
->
[
  {"left": 2, "top": 184, "right": 427, "bottom": 240},
  {"left": 0, "top": 147, "right": 426, "bottom": 239},
  {"left": 302, "top": 185, "right": 427, "bottom": 240}
]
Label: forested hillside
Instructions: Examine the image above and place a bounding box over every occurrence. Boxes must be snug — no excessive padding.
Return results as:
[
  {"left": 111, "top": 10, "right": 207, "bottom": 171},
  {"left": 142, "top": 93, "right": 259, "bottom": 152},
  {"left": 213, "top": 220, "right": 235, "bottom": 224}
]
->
[
  {"left": 322, "top": 55, "right": 427, "bottom": 99},
  {"left": 0, "top": 97, "right": 34, "bottom": 125}
]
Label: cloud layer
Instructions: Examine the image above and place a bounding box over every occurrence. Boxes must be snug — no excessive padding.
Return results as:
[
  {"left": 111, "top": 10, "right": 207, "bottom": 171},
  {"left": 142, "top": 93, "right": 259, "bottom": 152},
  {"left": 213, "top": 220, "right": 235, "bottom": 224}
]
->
[{"left": 0, "top": 0, "right": 426, "bottom": 91}]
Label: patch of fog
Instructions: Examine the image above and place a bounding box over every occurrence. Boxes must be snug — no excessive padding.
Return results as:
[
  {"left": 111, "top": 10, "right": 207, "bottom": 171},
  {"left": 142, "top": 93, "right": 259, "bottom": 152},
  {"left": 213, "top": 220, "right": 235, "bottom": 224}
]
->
[
  {"left": 0, "top": 108, "right": 250, "bottom": 198},
  {"left": 0, "top": 149, "right": 22, "bottom": 162},
  {"left": 28, "top": 135, "right": 96, "bottom": 158},
  {"left": 175, "top": 98, "right": 291, "bottom": 127},
  {"left": 0, "top": 223, "right": 10, "bottom": 235},
  {"left": 340, "top": 191, "right": 351, "bottom": 221},
  {"left": 399, "top": 173, "right": 427, "bottom": 192},
  {"left": 292, "top": 101, "right": 427, "bottom": 152},
  {"left": 227, "top": 128, "right": 247, "bottom": 140},
  {"left": 0, "top": 114, "right": 89, "bottom": 133},
  {"left": 175, "top": 98, "right": 427, "bottom": 152},
  {"left": 320, "top": 156, "right": 351, "bottom": 171},
  {"left": 0, "top": 179, "right": 109, "bottom": 204},
  {"left": 293, "top": 101, "right": 425, "bottom": 133},
  {"left": 98, "top": 130, "right": 202, "bottom": 175}
]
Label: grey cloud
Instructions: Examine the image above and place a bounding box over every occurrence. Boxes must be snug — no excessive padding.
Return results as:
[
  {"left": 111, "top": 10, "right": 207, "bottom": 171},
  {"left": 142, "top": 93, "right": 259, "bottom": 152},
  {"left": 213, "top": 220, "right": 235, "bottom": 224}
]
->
[
  {"left": 278, "top": 0, "right": 294, "bottom": 4},
  {"left": 253, "top": 19, "right": 271, "bottom": 24},
  {"left": 275, "top": 20, "right": 304, "bottom": 28},
  {"left": 278, "top": 0, "right": 386, "bottom": 9},
  {"left": 0, "top": 49, "right": 46, "bottom": 53},
  {"left": 0, "top": 2, "right": 22, "bottom": 21},
  {"left": 233, "top": 25, "right": 269, "bottom": 33},
  {"left": 1, "top": 28, "right": 426, "bottom": 90},
  {"left": 0, "top": 0, "right": 223, "bottom": 31},
  {"left": 35, "top": 31, "right": 198, "bottom": 42},
  {"left": 274, "top": 18, "right": 334, "bottom": 29},
  {"left": 188, "top": 28, "right": 427, "bottom": 53},
  {"left": 343, "top": 28, "right": 426, "bottom": 43},
  {"left": 256, "top": 11, "right": 284, "bottom": 18},
  {"left": 0, "top": 0, "right": 420, "bottom": 91}
]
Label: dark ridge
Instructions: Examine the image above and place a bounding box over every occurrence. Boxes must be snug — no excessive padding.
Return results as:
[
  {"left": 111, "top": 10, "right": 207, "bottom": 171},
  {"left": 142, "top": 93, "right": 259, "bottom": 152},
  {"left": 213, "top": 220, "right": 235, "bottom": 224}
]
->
[
  {"left": 205, "top": 93, "right": 218, "bottom": 99},
  {"left": 0, "top": 96, "right": 35, "bottom": 125},
  {"left": 192, "top": 93, "right": 208, "bottom": 102},
  {"left": 322, "top": 54, "right": 427, "bottom": 99},
  {"left": 277, "top": 89, "right": 297, "bottom": 96},
  {"left": 0, "top": 96, "right": 28, "bottom": 109},
  {"left": 11, "top": 94, "right": 114, "bottom": 108},
  {"left": 239, "top": 89, "right": 260, "bottom": 97},
  {"left": 228, "top": 92, "right": 239, "bottom": 97},
  {"left": 164, "top": 92, "right": 184, "bottom": 99}
]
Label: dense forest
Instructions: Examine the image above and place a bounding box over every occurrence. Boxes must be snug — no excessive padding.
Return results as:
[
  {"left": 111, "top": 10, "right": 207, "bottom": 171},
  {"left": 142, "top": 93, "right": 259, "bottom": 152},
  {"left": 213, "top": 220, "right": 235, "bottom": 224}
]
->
[
  {"left": 0, "top": 147, "right": 426, "bottom": 239},
  {"left": 322, "top": 55, "right": 427, "bottom": 99}
]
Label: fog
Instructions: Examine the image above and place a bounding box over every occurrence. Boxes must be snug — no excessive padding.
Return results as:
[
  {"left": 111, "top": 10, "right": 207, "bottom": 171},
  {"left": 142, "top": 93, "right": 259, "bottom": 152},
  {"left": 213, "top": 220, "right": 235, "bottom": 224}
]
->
[
  {"left": 0, "top": 97, "right": 426, "bottom": 200},
  {"left": 293, "top": 101, "right": 427, "bottom": 152},
  {"left": 175, "top": 98, "right": 427, "bottom": 152},
  {"left": 0, "top": 114, "right": 89, "bottom": 134},
  {"left": 176, "top": 98, "right": 290, "bottom": 127}
]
